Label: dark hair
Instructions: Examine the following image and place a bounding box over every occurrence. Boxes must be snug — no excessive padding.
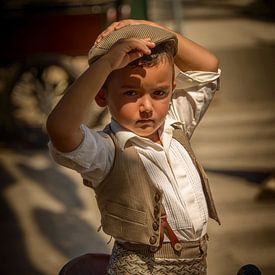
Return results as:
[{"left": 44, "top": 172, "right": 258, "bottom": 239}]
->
[
  {"left": 129, "top": 40, "right": 175, "bottom": 68},
  {"left": 103, "top": 40, "right": 175, "bottom": 90}
]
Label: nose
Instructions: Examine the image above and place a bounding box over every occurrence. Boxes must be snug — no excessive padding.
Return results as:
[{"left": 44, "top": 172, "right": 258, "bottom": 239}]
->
[{"left": 139, "top": 95, "right": 153, "bottom": 118}]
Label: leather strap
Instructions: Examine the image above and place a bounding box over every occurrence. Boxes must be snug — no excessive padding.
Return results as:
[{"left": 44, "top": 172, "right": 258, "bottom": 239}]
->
[{"left": 160, "top": 215, "right": 183, "bottom": 252}]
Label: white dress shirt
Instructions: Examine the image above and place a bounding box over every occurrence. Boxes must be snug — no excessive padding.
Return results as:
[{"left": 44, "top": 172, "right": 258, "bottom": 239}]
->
[{"left": 49, "top": 69, "right": 221, "bottom": 241}]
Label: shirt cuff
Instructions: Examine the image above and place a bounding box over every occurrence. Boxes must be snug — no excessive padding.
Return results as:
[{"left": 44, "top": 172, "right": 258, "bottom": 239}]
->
[
  {"left": 175, "top": 69, "right": 221, "bottom": 90},
  {"left": 48, "top": 124, "right": 97, "bottom": 169}
]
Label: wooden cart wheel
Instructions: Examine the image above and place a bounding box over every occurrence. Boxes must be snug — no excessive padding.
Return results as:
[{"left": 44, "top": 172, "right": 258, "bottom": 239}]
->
[{"left": 4, "top": 55, "right": 76, "bottom": 146}]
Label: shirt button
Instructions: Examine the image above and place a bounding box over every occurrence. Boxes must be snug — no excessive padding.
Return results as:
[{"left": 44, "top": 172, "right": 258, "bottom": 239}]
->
[
  {"left": 152, "top": 221, "right": 159, "bottom": 231},
  {"left": 154, "top": 193, "right": 161, "bottom": 203},
  {"left": 149, "top": 236, "right": 157, "bottom": 244},
  {"left": 174, "top": 242, "right": 183, "bottom": 252}
]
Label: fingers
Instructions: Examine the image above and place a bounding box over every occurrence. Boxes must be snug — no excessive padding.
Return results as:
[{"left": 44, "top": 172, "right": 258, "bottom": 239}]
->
[
  {"left": 94, "top": 19, "right": 144, "bottom": 45},
  {"left": 129, "top": 38, "right": 156, "bottom": 54},
  {"left": 92, "top": 19, "right": 169, "bottom": 54},
  {"left": 104, "top": 38, "right": 156, "bottom": 70},
  {"left": 95, "top": 21, "right": 122, "bottom": 45},
  {"left": 112, "top": 19, "right": 140, "bottom": 30},
  {"left": 114, "top": 38, "right": 155, "bottom": 55},
  {"left": 126, "top": 51, "right": 144, "bottom": 63}
]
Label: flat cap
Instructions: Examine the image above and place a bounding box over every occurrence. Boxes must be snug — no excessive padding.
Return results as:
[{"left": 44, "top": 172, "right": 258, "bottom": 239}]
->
[{"left": 88, "top": 24, "right": 178, "bottom": 65}]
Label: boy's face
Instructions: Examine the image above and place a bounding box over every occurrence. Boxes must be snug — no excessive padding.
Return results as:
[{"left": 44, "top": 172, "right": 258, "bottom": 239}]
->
[{"left": 105, "top": 58, "right": 176, "bottom": 142}]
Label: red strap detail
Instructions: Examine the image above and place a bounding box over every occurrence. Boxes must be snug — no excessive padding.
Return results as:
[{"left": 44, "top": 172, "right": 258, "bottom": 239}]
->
[
  {"left": 159, "top": 218, "right": 164, "bottom": 246},
  {"left": 160, "top": 215, "right": 181, "bottom": 250}
]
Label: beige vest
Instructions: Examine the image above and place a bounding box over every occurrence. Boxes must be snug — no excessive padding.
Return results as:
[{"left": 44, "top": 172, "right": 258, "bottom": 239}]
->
[{"left": 89, "top": 126, "right": 220, "bottom": 248}]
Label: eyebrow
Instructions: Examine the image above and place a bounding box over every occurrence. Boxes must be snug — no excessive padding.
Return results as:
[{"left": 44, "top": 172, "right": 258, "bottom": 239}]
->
[
  {"left": 120, "top": 84, "right": 171, "bottom": 90},
  {"left": 120, "top": 85, "right": 139, "bottom": 89}
]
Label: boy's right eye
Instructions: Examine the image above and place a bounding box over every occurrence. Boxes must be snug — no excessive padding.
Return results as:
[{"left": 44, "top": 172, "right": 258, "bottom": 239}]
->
[{"left": 123, "top": 90, "right": 137, "bottom": 96}]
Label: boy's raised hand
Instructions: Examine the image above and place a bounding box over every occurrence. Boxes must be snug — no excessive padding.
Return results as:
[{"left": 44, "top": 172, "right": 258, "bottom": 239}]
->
[
  {"left": 95, "top": 19, "right": 166, "bottom": 45},
  {"left": 100, "top": 37, "right": 155, "bottom": 71}
]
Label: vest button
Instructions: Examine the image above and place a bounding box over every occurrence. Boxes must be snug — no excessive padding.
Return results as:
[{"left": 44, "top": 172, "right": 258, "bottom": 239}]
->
[
  {"left": 154, "top": 205, "right": 159, "bottom": 218},
  {"left": 154, "top": 193, "right": 161, "bottom": 203},
  {"left": 149, "top": 236, "right": 157, "bottom": 244},
  {"left": 152, "top": 221, "right": 159, "bottom": 231}
]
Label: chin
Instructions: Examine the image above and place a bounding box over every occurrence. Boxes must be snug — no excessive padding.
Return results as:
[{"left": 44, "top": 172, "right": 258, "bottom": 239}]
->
[
  {"left": 138, "top": 130, "right": 159, "bottom": 141},
  {"left": 134, "top": 128, "right": 154, "bottom": 136}
]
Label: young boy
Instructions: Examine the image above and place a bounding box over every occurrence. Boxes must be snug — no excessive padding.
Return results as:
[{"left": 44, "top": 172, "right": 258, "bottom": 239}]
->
[{"left": 47, "top": 19, "right": 221, "bottom": 274}]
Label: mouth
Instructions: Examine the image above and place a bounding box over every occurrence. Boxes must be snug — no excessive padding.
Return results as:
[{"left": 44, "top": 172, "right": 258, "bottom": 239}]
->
[
  {"left": 136, "top": 119, "right": 154, "bottom": 124},
  {"left": 136, "top": 119, "right": 155, "bottom": 127}
]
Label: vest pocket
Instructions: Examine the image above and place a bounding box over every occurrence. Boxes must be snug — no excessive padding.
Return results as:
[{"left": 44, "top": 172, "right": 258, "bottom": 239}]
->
[{"left": 105, "top": 201, "right": 147, "bottom": 225}]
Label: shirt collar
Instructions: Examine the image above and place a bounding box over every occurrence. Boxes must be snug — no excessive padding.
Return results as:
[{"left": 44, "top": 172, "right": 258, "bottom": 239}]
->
[
  {"left": 110, "top": 118, "right": 184, "bottom": 150},
  {"left": 110, "top": 119, "right": 137, "bottom": 150}
]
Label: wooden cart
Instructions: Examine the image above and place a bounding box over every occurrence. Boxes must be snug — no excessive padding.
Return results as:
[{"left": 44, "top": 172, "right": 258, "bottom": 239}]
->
[{"left": 0, "top": 0, "right": 120, "bottom": 146}]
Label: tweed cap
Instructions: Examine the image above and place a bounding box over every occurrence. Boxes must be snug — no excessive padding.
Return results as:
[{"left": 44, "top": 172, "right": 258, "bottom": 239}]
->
[{"left": 88, "top": 24, "right": 178, "bottom": 65}]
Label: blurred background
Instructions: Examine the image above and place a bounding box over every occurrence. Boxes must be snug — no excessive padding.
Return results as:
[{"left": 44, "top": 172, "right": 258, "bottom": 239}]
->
[{"left": 0, "top": 0, "right": 274, "bottom": 274}]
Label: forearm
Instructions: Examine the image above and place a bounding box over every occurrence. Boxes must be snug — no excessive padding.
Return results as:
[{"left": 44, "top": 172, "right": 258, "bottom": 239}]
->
[
  {"left": 152, "top": 21, "right": 219, "bottom": 72},
  {"left": 174, "top": 33, "right": 219, "bottom": 72},
  {"left": 47, "top": 59, "right": 111, "bottom": 152}
]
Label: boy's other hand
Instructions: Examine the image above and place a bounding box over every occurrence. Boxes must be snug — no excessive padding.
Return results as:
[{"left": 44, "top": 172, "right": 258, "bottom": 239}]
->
[
  {"left": 95, "top": 19, "right": 166, "bottom": 46},
  {"left": 101, "top": 38, "right": 155, "bottom": 71}
]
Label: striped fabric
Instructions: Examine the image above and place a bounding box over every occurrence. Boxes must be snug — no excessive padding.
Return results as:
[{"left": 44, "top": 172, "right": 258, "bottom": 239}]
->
[{"left": 133, "top": 130, "right": 209, "bottom": 240}]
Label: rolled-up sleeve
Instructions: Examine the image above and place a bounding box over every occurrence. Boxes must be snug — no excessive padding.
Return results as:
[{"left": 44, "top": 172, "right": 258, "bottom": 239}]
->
[
  {"left": 48, "top": 124, "right": 114, "bottom": 187},
  {"left": 169, "top": 69, "right": 221, "bottom": 138}
]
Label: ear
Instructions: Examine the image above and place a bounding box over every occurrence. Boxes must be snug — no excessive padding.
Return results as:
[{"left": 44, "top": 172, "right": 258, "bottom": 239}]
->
[{"left": 95, "top": 89, "right": 107, "bottom": 107}]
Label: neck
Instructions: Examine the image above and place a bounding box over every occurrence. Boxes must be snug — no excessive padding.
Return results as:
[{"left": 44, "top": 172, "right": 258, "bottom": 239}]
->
[{"left": 147, "top": 131, "right": 162, "bottom": 144}]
